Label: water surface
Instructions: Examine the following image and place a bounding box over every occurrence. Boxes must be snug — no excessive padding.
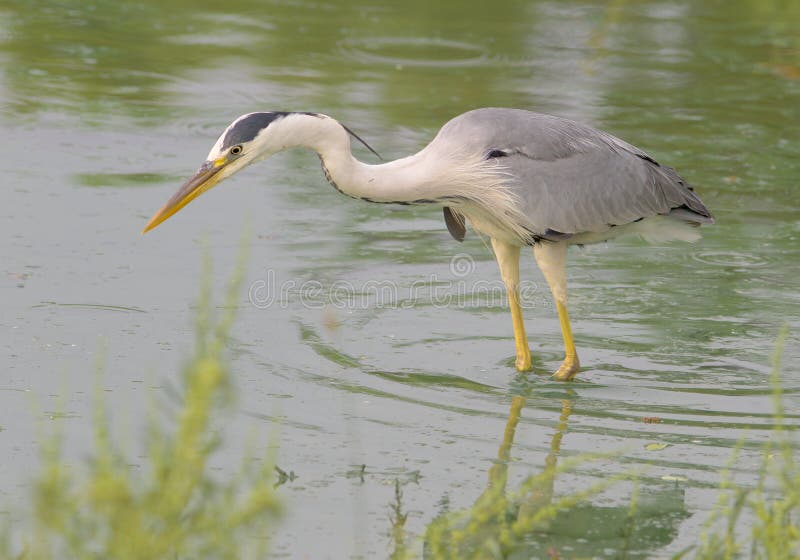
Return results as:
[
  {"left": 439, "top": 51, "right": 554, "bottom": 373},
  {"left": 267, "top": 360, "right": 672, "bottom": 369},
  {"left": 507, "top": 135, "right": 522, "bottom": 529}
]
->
[{"left": 1, "top": 0, "right": 798, "bottom": 557}]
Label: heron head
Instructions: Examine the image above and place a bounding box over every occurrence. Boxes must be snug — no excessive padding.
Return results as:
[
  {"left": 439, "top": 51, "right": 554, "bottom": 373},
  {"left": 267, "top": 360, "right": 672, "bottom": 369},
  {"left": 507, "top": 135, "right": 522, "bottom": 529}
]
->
[{"left": 142, "top": 112, "right": 304, "bottom": 233}]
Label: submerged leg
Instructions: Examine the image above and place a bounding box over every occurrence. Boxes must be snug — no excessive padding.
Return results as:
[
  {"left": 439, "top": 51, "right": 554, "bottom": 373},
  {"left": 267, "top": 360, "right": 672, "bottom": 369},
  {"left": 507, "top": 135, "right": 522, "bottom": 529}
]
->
[
  {"left": 533, "top": 241, "right": 580, "bottom": 381},
  {"left": 491, "top": 238, "right": 531, "bottom": 371}
]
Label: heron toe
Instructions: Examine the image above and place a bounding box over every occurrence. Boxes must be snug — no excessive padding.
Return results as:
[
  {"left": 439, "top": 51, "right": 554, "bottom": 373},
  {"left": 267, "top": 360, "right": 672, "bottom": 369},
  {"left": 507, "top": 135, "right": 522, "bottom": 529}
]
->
[
  {"left": 515, "top": 352, "right": 532, "bottom": 372},
  {"left": 552, "top": 356, "right": 580, "bottom": 381}
]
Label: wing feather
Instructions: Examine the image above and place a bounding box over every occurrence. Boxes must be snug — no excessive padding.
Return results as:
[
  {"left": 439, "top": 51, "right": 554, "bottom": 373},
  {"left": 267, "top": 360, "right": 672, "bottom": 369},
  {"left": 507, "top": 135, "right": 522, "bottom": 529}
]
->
[{"left": 435, "top": 109, "right": 713, "bottom": 237}]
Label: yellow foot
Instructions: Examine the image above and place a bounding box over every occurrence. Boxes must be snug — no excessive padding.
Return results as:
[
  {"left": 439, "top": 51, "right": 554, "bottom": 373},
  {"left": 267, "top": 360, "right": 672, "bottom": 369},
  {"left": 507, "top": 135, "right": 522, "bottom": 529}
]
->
[
  {"left": 552, "top": 356, "right": 580, "bottom": 381},
  {"left": 515, "top": 353, "right": 532, "bottom": 372}
]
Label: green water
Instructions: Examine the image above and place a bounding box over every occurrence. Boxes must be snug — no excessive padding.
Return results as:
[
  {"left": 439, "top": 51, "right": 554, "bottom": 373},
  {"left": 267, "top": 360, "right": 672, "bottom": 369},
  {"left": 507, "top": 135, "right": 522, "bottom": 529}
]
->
[{"left": 1, "top": 0, "right": 798, "bottom": 557}]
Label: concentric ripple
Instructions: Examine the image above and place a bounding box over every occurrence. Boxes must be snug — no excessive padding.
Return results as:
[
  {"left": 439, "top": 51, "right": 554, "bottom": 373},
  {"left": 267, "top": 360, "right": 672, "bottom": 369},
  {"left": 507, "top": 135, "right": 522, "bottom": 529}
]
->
[
  {"left": 691, "top": 250, "right": 770, "bottom": 269},
  {"left": 339, "top": 36, "right": 488, "bottom": 68}
]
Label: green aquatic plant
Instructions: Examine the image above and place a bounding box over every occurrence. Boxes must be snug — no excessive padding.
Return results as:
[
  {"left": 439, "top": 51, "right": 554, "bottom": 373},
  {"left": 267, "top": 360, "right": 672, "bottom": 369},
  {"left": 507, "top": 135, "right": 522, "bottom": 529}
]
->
[
  {"left": 421, "top": 454, "right": 626, "bottom": 560},
  {"left": 415, "top": 397, "right": 628, "bottom": 559},
  {"left": 5, "top": 247, "right": 281, "bottom": 560},
  {"left": 2, "top": 247, "right": 795, "bottom": 560},
  {"left": 690, "top": 327, "right": 798, "bottom": 560},
  {"left": 400, "top": 329, "right": 797, "bottom": 560},
  {"left": 389, "top": 479, "right": 412, "bottom": 560}
]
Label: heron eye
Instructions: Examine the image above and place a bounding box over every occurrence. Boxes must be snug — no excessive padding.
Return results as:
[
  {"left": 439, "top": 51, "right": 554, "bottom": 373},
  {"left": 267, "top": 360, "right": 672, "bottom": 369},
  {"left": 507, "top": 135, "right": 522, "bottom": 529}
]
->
[{"left": 230, "top": 145, "right": 243, "bottom": 155}]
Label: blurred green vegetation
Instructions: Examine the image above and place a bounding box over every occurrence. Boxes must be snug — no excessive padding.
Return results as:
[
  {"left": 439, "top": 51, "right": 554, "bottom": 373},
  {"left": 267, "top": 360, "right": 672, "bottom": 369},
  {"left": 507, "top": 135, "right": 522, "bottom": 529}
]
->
[
  {"left": 690, "top": 328, "right": 798, "bottom": 560},
  {"left": 0, "top": 256, "right": 795, "bottom": 558},
  {"left": 2, "top": 249, "right": 281, "bottom": 560},
  {"left": 394, "top": 397, "right": 688, "bottom": 558},
  {"left": 0, "top": 0, "right": 798, "bottom": 556},
  {"left": 386, "top": 332, "right": 797, "bottom": 559}
]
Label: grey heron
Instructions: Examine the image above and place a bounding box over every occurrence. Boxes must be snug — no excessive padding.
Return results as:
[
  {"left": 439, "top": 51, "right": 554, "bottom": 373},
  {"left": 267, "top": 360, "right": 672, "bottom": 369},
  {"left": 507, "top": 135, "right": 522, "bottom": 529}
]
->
[{"left": 143, "top": 108, "right": 713, "bottom": 381}]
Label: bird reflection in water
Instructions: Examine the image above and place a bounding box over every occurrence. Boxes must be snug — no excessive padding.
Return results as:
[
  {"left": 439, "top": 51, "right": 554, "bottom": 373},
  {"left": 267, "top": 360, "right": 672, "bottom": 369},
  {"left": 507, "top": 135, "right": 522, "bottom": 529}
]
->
[{"left": 419, "top": 391, "right": 690, "bottom": 557}]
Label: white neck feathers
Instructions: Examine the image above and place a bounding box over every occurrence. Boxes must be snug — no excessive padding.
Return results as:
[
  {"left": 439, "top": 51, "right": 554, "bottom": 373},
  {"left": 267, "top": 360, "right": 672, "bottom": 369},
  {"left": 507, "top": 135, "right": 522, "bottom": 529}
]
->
[{"left": 258, "top": 113, "right": 533, "bottom": 242}]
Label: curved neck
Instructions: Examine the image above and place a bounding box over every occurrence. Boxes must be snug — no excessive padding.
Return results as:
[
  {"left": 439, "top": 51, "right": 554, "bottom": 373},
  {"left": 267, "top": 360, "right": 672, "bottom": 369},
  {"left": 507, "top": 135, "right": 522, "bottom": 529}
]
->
[
  {"left": 275, "top": 114, "right": 451, "bottom": 204},
  {"left": 263, "top": 113, "right": 533, "bottom": 243}
]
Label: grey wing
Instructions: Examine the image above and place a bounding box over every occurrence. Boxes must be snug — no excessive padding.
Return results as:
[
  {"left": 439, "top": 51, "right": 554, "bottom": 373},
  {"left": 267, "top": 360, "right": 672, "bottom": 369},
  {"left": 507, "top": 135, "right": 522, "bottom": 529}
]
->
[
  {"left": 504, "top": 146, "right": 713, "bottom": 236},
  {"left": 440, "top": 109, "right": 713, "bottom": 237}
]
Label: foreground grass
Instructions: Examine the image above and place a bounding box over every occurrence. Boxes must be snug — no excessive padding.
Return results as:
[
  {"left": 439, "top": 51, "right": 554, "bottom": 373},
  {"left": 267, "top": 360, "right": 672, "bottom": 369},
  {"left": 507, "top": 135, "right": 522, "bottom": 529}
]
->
[
  {"left": 392, "top": 329, "right": 798, "bottom": 559},
  {"left": 1, "top": 249, "right": 795, "bottom": 558},
  {"left": 690, "top": 327, "right": 798, "bottom": 560},
  {"left": 3, "top": 251, "right": 281, "bottom": 559},
  {"left": 418, "top": 397, "right": 628, "bottom": 560}
]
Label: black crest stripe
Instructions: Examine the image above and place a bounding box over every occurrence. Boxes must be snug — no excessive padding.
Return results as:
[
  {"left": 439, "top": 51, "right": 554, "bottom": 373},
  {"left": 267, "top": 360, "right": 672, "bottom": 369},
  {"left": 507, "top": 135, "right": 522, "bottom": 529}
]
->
[{"left": 221, "top": 111, "right": 323, "bottom": 150}]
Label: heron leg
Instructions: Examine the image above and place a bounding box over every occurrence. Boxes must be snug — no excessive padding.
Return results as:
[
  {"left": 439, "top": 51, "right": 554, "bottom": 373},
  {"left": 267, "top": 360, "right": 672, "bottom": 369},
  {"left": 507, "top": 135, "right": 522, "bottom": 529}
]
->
[
  {"left": 533, "top": 241, "right": 580, "bottom": 381},
  {"left": 491, "top": 238, "right": 532, "bottom": 371}
]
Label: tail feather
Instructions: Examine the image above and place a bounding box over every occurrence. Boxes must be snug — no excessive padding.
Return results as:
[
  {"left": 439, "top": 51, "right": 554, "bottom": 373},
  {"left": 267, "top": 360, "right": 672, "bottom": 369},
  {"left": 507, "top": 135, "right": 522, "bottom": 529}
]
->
[
  {"left": 657, "top": 165, "right": 715, "bottom": 224},
  {"left": 667, "top": 205, "right": 715, "bottom": 225}
]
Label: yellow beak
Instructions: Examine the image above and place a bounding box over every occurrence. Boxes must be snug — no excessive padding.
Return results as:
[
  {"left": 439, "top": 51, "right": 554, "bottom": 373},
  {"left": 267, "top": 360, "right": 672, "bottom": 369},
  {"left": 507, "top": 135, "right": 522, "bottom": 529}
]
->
[{"left": 142, "top": 158, "right": 227, "bottom": 234}]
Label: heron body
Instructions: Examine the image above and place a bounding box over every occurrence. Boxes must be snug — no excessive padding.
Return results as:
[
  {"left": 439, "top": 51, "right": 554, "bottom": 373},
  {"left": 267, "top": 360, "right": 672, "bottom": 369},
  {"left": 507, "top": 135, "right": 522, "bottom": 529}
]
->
[{"left": 144, "top": 108, "right": 713, "bottom": 380}]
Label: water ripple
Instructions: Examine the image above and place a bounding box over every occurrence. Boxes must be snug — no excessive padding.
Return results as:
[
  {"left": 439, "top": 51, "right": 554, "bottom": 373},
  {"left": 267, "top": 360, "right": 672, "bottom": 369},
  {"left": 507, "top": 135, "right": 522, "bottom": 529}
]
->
[
  {"left": 690, "top": 250, "right": 770, "bottom": 269},
  {"left": 338, "top": 36, "right": 488, "bottom": 68}
]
